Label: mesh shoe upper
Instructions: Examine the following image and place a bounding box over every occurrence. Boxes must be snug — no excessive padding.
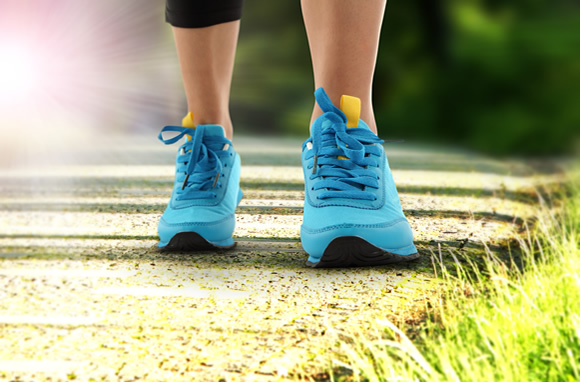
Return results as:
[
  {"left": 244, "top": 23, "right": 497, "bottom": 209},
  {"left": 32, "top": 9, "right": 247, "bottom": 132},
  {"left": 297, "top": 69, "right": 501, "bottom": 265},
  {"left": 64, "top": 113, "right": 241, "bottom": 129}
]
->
[
  {"left": 157, "top": 124, "right": 241, "bottom": 247},
  {"left": 301, "top": 88, "right": 417, "bottom": 261}
]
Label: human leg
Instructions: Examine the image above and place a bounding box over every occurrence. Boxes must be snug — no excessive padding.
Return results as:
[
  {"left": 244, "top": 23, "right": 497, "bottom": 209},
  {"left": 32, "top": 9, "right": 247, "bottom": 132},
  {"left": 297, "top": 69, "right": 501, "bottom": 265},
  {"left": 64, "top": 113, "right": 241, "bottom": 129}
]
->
[
  {"left": 169, "top": 0, "right": 244, "bottom": 139},
  {"left": 299, "top": 1, "right": 418, "bottom": 267},
  {"left": 172, "top": 22, "right": 239, "bottom": 140},
  {"left": 301, "top": 0, "right": 386, "bottom": 134},
  {"left": 157, "top": 1, "right": 244, "bottom": 251}
]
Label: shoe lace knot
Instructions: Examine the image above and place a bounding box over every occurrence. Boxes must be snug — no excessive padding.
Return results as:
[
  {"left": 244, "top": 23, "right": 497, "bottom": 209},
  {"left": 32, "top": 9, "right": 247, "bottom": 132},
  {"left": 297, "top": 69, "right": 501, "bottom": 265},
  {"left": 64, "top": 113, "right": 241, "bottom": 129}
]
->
[
  {"left": 306, "top": 88, "right": 384, "bottom": 201},
  {"left": 158, "top": 125, "right": 229, "bottom": 200}
]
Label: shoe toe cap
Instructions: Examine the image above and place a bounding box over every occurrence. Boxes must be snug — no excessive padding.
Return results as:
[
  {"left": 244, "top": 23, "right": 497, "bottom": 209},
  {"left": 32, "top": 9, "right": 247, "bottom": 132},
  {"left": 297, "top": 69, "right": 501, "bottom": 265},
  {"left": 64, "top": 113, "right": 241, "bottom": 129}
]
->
[
  {"left": 158, "top": 214, "right": 235, "bottom": 246},
  {"left": 301, "top": 218, "right": 416, "bottom": 260}
]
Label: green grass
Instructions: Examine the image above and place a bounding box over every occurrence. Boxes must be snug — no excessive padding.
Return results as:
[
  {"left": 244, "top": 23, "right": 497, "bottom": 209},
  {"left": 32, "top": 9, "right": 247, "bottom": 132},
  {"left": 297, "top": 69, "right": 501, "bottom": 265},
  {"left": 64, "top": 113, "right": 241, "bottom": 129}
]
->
[{"left": 323, "top": 172, "right": 580, "bottom": 381}]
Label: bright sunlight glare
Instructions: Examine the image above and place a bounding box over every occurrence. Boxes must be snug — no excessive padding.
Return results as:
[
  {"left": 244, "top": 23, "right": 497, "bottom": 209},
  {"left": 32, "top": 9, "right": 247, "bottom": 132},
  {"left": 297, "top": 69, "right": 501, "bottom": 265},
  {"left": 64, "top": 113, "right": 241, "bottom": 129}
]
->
[
  {"left": 0, "top": 1, "right": 183, "bottom": 167},
  {"left": 0, "top": 44, "right": 39, "bottom": 102}
]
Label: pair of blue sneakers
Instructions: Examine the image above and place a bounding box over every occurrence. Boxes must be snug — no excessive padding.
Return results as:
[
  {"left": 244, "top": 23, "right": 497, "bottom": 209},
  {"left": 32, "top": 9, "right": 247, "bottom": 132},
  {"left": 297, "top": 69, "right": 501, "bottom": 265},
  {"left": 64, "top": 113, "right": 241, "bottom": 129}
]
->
[{"left": 157, "top": 88, "right": 418, "bottom": 267}]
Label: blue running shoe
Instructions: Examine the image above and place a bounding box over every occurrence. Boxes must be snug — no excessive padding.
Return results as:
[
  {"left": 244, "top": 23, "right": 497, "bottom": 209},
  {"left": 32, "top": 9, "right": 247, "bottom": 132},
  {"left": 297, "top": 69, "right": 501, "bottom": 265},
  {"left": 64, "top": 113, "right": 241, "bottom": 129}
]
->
[
  {"left": 301, "top": 88, "right": 418, "bottom": 267},
  {"left": 157, "top": 113, "right": 242, "bottom": 251}
]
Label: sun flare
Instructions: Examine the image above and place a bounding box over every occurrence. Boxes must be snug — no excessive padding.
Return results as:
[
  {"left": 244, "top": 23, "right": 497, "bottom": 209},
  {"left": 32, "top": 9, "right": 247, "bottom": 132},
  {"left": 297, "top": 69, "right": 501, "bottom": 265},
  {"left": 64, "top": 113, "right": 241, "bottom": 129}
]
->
[
  {"left": 0, "top": 44, "right": 39, "bottom": 102},
  {"left": 0, "top": 1, "right": 182, "bottom": 166}
]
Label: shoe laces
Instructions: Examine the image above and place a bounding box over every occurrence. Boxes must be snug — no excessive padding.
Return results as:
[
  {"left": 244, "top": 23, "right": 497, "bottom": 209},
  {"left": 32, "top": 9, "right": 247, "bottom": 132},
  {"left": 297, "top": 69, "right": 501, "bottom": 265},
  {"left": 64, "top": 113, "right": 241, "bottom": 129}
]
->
[
  {"left": 305, "top": 88, "right": 384, "bottom": 201},
  {"left": 158, "top": 125, "right": 230, "bottom": 200}
]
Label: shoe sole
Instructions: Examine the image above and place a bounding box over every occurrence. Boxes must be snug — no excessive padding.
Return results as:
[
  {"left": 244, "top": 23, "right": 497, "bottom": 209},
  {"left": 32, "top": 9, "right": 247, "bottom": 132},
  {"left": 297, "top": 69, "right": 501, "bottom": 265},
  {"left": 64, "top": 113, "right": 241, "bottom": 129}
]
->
[
  {"left": 306, "top": 236, "right": 419, "bottom": 268},
  {"left": 157, "top": 232, "right": 236, "bottom": 252}
]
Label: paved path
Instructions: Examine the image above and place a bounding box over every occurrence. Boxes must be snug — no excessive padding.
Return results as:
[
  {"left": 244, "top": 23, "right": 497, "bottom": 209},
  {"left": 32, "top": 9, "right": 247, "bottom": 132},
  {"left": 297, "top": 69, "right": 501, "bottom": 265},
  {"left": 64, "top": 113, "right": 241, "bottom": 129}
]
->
[{"left": 0, "top": 135, "right": 547, "bottom": 381}]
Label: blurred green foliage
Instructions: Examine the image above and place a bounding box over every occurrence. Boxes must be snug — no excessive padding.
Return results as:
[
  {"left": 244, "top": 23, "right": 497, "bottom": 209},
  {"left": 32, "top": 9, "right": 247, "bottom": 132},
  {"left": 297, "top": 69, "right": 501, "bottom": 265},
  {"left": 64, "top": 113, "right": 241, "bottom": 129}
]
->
[{"left": 230, "top": 0, "right": 580, "bottom": 156}]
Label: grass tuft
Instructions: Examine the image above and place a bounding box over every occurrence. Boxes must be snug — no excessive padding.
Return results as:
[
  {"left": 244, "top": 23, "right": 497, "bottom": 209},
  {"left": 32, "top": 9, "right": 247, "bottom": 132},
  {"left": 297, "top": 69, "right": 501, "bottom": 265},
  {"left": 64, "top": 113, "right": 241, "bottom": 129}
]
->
[{"left": 324, "top": 171, "right": 580, "bottom": 382}]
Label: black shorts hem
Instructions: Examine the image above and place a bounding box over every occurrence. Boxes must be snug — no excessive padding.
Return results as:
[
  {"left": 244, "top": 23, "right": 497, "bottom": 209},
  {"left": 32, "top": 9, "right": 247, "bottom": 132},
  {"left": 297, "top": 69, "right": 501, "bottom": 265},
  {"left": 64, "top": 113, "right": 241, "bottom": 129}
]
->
[{"left": 166, "top": 6, "right": 243, "bottom": 28}]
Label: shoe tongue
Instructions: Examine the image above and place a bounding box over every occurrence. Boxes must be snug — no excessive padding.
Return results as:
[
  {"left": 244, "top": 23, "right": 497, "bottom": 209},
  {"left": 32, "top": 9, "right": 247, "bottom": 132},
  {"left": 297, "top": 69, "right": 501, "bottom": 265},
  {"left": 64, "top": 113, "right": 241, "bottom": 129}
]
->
[
  {"left": 201, "top": 124, "right": 227, "bottom": 137},
  {"left": 181, "top": 112, "right": 226, "bottom": 140}
]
